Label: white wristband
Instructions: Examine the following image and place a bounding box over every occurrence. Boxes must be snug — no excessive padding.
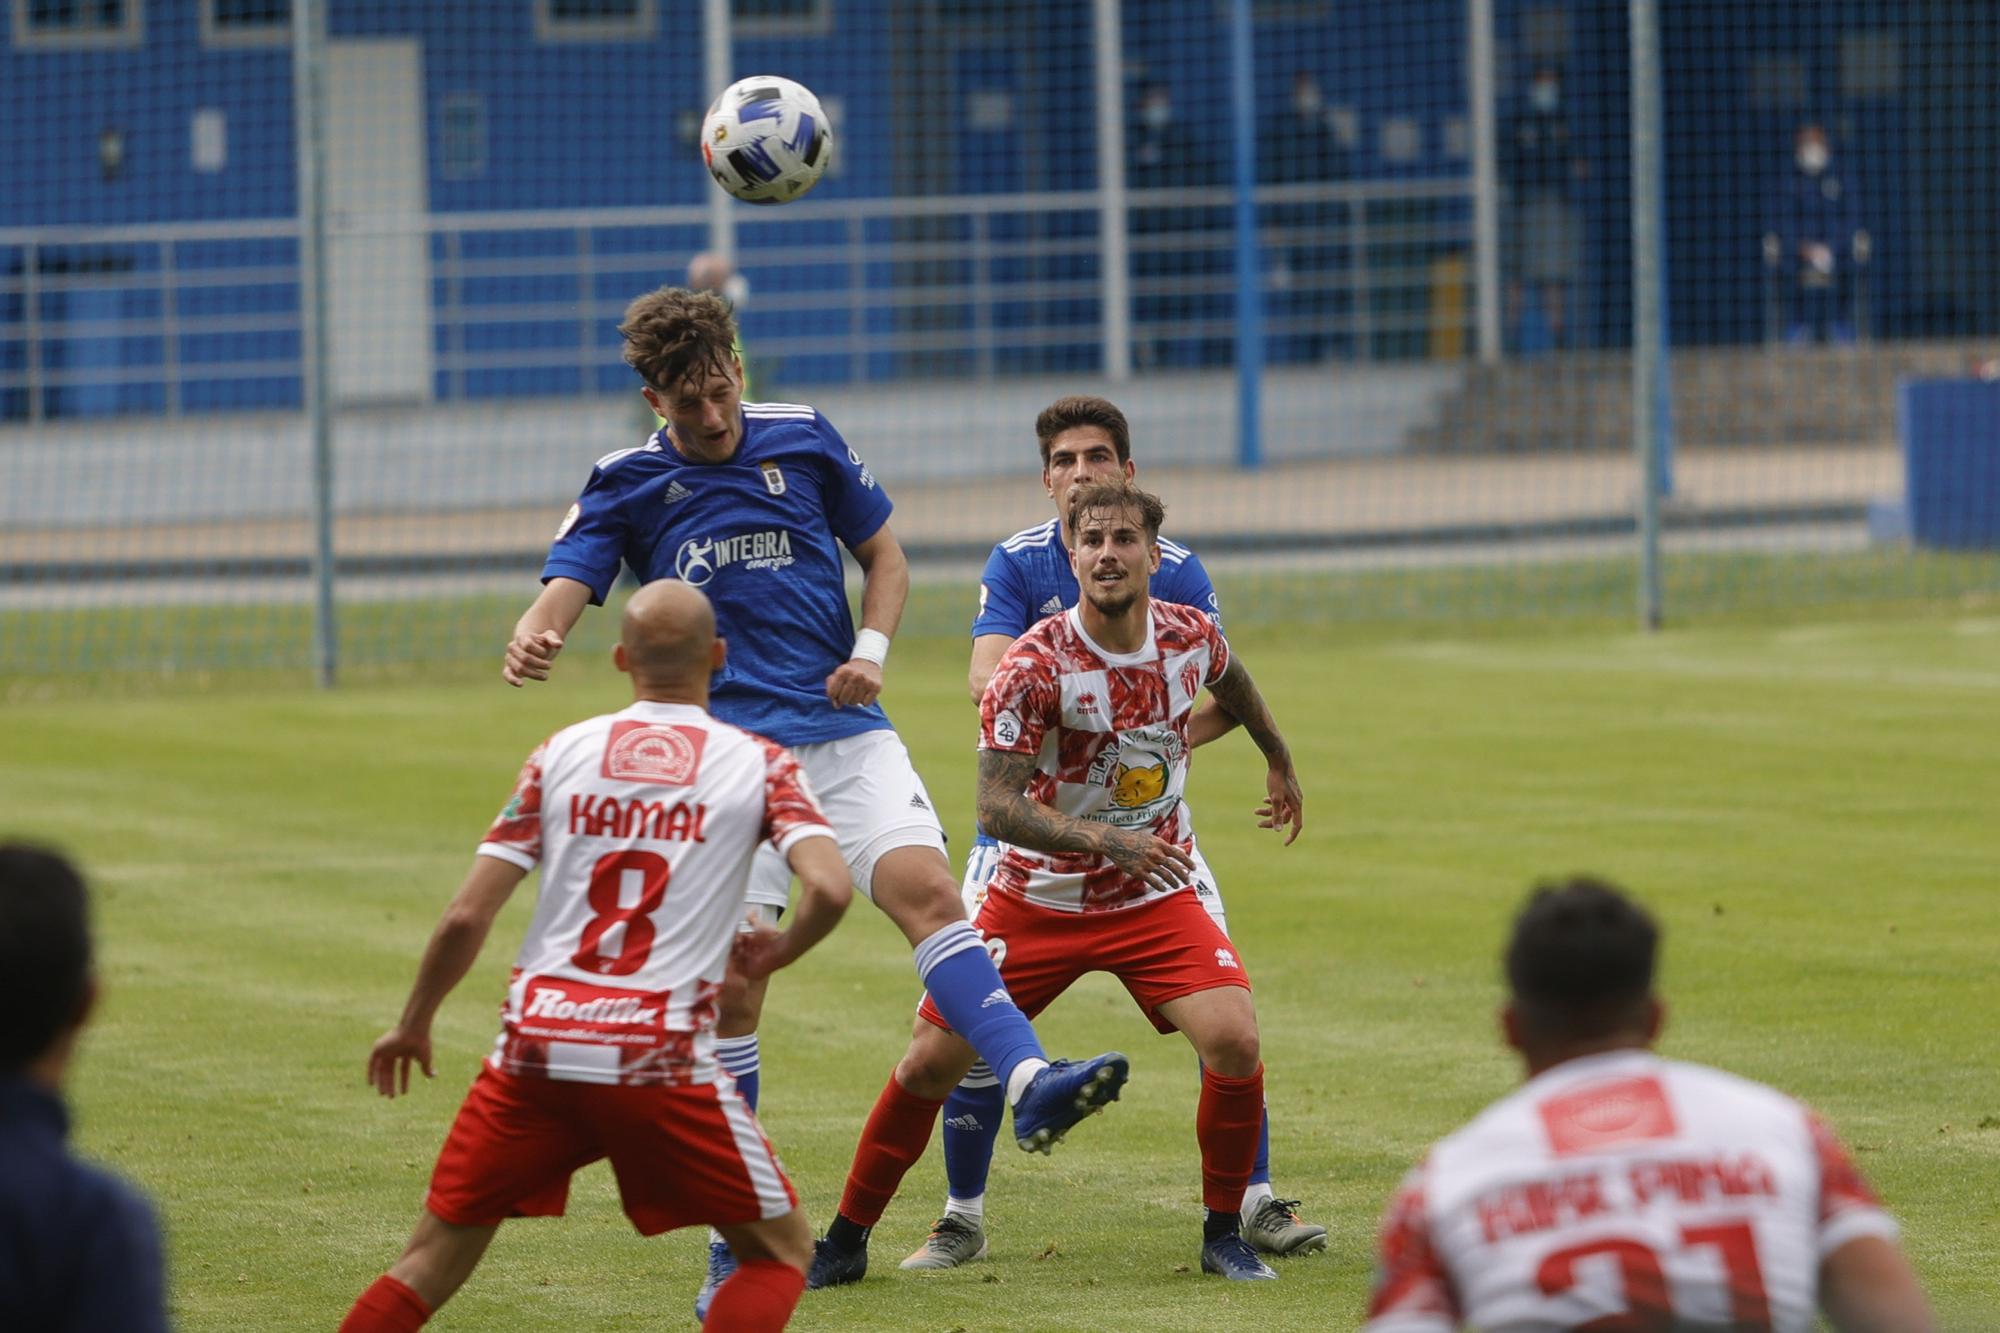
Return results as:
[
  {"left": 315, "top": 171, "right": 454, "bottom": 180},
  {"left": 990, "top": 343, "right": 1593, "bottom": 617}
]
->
[{"left": 851, "top": 628, "right": 891, "bottom": 667}]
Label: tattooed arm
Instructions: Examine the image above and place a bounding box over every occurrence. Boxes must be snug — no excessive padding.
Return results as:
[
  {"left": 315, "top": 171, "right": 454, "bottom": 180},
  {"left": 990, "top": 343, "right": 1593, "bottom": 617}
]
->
[
  {"left": 977, "top": 748, "right": 1195, "bottom": 893},
  {"left": 1204, "top": 655, "right": 1305, "bottom": 845}
]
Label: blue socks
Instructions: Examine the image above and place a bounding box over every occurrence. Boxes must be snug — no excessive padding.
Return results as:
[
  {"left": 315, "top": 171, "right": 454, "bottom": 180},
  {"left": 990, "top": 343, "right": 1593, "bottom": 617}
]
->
[
  {"left": 937, "top": 1062, "right": 1275, "bottom": 1208},
  {"left": 718, "top": 1033, "right": 760, "bottom": 1111},
  {"left": 915, "top": 922, "right": 1045, "bottom": 1091},
  {"left": 941, "top": 1062, "right": 1006, "bottom": 1203}
]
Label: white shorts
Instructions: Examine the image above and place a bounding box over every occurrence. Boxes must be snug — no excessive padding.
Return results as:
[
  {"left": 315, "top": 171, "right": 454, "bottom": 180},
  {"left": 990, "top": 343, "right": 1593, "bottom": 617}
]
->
[
  {"left": 959, "top": 835, "right": 1229, "bottom": 935},
  {"left": 746, "top": 729, "right": 947, "bottom": 908},
  {"left": 735, "top": 902, "right": 784, "bottom": 935}
]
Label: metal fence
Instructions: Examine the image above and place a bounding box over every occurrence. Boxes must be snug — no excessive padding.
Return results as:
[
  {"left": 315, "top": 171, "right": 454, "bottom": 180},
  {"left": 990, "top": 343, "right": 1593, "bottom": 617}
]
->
[{"left": 2, "top": 0, "right": 1996, "bottom": 688}]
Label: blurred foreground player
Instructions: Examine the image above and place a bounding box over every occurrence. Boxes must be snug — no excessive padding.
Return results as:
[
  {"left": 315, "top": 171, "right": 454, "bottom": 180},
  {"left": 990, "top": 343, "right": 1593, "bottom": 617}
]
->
[
  {"left": 809, "top": 481, "right": 1304, "bottom": 1288},
  {"left": 502, "top": 287, "right": 1130, "bottom": 1316},
  {"left": 0, "top": 843, "right": 169, "bottom": 1333},
  {"left": 1365, "top": 877, "right": 1934, "bottom": 1332},
  {"left": 912, "top": 396, "right": 1324, "bottom": 1272},
  {"left": 341, "top": 581, "right": 852, "bottom": 1332}
]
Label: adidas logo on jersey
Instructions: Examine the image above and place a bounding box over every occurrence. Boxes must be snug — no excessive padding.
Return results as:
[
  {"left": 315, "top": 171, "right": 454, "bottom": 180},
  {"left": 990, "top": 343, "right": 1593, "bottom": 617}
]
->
[
  {"left": 944, "top": 1113, "right": 985, "bottom": 1131},
  {"left": 1038, "top": 595, "right": 1064, "bottom": 615},
  {"left": 663, "top": 480, "right": 692, "bottom": 505},
  {"left": 909, "top": 791, "right": 930, "bottom": 810},
  {"left": 980, "top": 988, "right": 1010, "bottom": 1008}
]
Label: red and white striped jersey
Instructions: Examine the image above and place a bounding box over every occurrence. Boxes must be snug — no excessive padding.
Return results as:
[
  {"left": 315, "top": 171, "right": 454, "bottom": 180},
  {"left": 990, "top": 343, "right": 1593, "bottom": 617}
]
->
[
  {"left": 979, "top": 601, "right": 1229, "bottom": 913},
  {"left": 1365, "top": 1050, "right": 1899, "bottom": 1333},
  {"left": 475, "top": 700, "right": 833, "bottom": 1086}
]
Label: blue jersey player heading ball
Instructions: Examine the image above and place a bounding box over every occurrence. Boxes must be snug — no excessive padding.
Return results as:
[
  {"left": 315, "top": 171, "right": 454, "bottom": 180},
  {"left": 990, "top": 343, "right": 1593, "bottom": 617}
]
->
[
  {"left": 900, "top": 395, "right": 1327, "bottom": 1273},
  {"left": 503, "top": 289, "right": 1130, "bottom": 1319}
]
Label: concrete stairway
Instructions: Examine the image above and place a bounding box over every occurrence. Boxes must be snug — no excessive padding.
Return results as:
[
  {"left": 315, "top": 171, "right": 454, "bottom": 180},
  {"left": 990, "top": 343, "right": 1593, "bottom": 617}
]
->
[{"left": 1407, "top": 339, "right": 1987, "bottom": 453}]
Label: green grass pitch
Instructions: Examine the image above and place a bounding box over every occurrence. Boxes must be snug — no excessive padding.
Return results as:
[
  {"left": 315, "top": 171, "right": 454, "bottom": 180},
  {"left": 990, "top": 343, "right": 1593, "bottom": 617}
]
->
[{"left": 3, "top": 615, "right": 1997, "bottom": 1330}]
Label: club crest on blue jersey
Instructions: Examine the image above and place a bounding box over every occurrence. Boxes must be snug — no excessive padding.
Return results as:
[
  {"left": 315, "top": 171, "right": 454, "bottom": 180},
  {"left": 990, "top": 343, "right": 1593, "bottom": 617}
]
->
[{"left": 759, "top": 462, "right": 786, "bottom": 495}]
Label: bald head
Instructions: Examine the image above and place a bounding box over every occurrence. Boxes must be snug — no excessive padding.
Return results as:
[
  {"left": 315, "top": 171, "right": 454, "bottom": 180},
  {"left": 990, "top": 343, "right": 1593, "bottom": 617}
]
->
[{"left": 619, "top": 580, "right": 720, "bottom": 693}]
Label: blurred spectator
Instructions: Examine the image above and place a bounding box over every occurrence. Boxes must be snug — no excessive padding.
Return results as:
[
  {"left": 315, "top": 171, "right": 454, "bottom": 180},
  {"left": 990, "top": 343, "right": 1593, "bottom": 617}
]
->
[
  {"left": 1266, "top": 71, "right": 1350, "bottom": 187},
  {"left": 1262, "top": 71, "right": 1353, "bottom": 363},
  {"left": 1129, "top": 81, "right": 1222, "bottom": 368},
  {"left": 687, "top": 250, "right": 749, "bottom": 313},
  {"left": 1129, "top": 80, "right": 1206, "bottom": 192},
  {"left": 1763, "top": 122, "right": 1869, "bottom": 345},
  {"left": 1501, "top": 64, "right": 1587, "bottom": 352},
  {"left": 688, "top": 250, "right": 754, "bottom": 394},
  {"left": 0, "top": 843, "right": 169, "bottom": 1333}
]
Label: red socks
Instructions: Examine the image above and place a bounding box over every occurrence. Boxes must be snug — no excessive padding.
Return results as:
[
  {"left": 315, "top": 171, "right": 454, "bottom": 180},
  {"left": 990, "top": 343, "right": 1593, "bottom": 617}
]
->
[
  {"left": 837, "top": 1070, "right": 948, "bottom": 1227},
  {"left": 339, "top": 1274, "right": 432, "bottom": 1332},
  {"left": 338, "top": 1257, "right": 803, "bottom": 1332},
  {"left": 1197, "top": 1064, "right": 1265, "bottom": 1213},
  {"left": 702, "top": 1257, "right": 806, "bottom": 1331}
]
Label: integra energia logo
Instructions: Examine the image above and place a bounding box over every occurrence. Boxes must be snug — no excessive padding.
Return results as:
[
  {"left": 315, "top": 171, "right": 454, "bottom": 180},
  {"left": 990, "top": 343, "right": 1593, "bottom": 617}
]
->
[{"left": 673, "top": 530, "right": 796, "bottom": 586}]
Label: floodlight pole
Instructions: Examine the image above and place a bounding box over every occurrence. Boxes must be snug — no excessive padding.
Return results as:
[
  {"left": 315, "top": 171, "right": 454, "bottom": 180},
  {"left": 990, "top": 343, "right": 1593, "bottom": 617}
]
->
[
  {"left": 1094, "top": 0, "right": 1131, "bottom": 382},
  {"left": 704, "top": 0, "right": 735, "bottom": 267},
  {"left": 1228, "top": 0, "right": 1264, "bottom": 468},
  {"left": 1631, "top": 0, "right": 1666, "bottom": 631},
  {"left": 293, "top": 0, "right": 338, "bottom": 686},
  {"left": 1468, "top": 0, "right": 1502, "bottom": 364}
]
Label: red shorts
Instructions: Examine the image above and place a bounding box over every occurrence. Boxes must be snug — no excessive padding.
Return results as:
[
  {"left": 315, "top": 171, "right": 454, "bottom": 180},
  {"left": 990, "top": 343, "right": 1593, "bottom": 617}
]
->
[
  {"left": 426, "top": 1064, "right": 796, "bottom": 1235},
  {"left": 919, "top": 887, "right": 1251, "bottom": 1036}
]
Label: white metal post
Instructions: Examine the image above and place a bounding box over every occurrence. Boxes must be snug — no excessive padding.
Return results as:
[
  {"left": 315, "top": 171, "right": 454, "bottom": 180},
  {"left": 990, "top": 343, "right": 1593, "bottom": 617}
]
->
[
  {"left": 1469, "top": 0, "right": 1502, "bottom": 363},
  {"left": 1631, "top": 0, "right": 1665, "bottom": 630},
  {"left": 293, "top": 0, "right": 339, "bottom": 686},
  {"left": 1094, "top": 0, "right": 1131, "bottom": 381},
  {"left": 704, "top": 0, "right": 735, "bottom": 269}
]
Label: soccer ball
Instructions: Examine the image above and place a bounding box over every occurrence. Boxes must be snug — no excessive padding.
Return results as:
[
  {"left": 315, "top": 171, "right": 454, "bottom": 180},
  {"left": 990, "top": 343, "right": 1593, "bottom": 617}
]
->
[{"left": 701, "top": 76, "right": 833, "bottom": 205}]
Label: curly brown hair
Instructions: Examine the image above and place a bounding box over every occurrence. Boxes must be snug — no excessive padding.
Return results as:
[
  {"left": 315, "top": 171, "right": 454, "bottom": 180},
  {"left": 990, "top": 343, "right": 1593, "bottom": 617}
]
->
[
  {"left": 618, "top": 285, "right": 740, "bottom": 393},
  {"left": 1064, "top": 478, "right": 1165, "bottom": 542},
  {"left": 1035, "top": 394, "right": 1131, "bottom": 467}
]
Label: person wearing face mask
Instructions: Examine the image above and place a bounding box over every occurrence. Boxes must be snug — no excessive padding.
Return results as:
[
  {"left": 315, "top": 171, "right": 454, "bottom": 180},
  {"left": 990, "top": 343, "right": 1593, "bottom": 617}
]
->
[
  {"left": 1501, "top": 64, "right": 1588, "bottom": 352},
  {"left": 1130, "top": 80, "right": 1222, "bottom": 369},
  {"left": 1762, "top": 122, "right": 1869, "bottom": 345},
  {"left": 1262, "top": 71, "right": 1352, "bottom": 363}
]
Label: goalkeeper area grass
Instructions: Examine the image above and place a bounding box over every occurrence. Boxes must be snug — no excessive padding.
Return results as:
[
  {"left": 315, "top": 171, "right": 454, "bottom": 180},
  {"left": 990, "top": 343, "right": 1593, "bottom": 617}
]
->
[{"left": 3, "top": 616, "right": 1995, "bottom": 1329}]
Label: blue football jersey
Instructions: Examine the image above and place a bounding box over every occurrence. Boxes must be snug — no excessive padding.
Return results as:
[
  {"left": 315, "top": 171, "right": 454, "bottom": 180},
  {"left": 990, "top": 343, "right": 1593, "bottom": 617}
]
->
[
  {"left": 542, "top": 402, "right": 894, "bottom": 747},
  {"left": 971, "top": 517, "right": 1221, "bottom": 639}
]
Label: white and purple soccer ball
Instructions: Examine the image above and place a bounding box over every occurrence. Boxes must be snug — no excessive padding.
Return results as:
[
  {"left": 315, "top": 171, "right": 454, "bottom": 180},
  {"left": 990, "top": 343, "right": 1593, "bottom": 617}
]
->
[{"left": 700, "top": 75, "right": 833, "bottom": 205}]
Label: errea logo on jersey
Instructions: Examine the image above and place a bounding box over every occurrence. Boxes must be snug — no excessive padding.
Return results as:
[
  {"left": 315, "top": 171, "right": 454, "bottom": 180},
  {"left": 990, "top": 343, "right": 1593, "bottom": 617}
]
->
[{"left": 674, "top": 530, "right": 796, "bottom": 586}]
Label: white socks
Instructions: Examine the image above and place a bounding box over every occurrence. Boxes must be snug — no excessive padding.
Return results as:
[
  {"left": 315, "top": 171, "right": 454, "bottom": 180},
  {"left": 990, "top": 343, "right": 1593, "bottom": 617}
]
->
[{"left": 1004, "top": 1057, "right": 1049, "bottom": 1106}]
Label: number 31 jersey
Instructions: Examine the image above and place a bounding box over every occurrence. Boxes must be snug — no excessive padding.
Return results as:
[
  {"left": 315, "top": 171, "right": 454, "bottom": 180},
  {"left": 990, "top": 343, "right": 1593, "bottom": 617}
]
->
[
  {"left": 475, "top": 700, "right": 834, "bottom": 1087},
  {"left": 1364, "top": 1050, "right": 1900, "bottom": 1332}
]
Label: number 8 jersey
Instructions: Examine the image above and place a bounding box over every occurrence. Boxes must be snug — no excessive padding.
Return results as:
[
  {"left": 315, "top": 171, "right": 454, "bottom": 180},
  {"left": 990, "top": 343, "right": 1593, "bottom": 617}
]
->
[
  {"left": 1365, "top": 1050, "right": 1900, "bottom": 1332},
  {"left": 475, "top": 700, "right": 834, "bottom": 1087}
]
